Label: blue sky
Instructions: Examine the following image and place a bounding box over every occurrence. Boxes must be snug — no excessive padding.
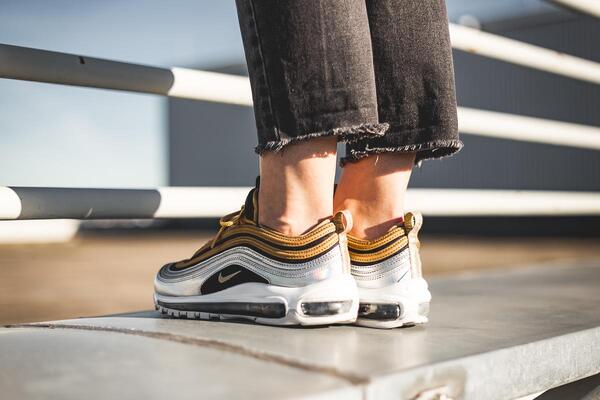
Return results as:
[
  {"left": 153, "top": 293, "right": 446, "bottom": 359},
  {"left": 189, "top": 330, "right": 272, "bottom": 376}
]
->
[{"left": 0, "top": 0, "right": 244, "bottom": 187}]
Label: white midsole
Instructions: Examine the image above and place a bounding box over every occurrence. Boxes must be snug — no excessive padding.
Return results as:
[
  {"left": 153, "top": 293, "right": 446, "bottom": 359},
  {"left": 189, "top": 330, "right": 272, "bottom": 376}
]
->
[
  {"left": 356, "top": 277, "right": 431, "bottom": 328},
  {"left": 155, "top": 273, "right": 359, "bottom": 319},
  {"left": 358, "top": 277, "right": 431, "bottom": 305}
]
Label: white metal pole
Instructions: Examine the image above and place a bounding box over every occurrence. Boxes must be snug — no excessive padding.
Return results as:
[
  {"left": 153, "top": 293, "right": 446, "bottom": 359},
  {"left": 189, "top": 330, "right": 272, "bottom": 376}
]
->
[
  {"left": 405, "top": 189, "right": 600, "bottom": 217},
  {"left": 4, "top": 44, "right": 599, "bottom": 149},
  {"left": 2, "top": 186, "right": 600, "bottom": 220},
  {"left": 449, "top": 23, "right": 600, "bottom": 85},
  {"left": 0, "top": 187, "right": 21, "bottom": 219},
  {"left": 169, "top": 68, "right": 252, "bottom": 106},
  {"left": 547, "top": 0, "right": 600, "bottom": 18},
  {"left": 3, "top": 36, "right": 600, "bottom": 103},
  {"left": 457, "top": 107, "right": 600, "bottom": 150},
  {"left": 0, "top": 44, "right": 253, "bottom": 105}
]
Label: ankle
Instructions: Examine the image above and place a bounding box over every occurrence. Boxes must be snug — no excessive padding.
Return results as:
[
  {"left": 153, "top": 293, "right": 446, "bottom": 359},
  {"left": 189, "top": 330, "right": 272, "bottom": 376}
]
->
[
  {"left": 258, "top": 137, "right": 337, "bottom": 237},
  {"left": 334, "top": 152, "right": 414, "bottom": 239},
  {"left": 258, "top": 213, "right": 325, "bottom": 236},
  {"left": 258, "top": 180, "right": 334, "bottom": 236},
  {"left": 258, "top": 186, "right": 333, "bottom": 235},
  {"left": 350, "top": 217, "right": 404, "bottom": 239},
  {"left": 335, "top": 200, "right": 404, "bottom": 239}
]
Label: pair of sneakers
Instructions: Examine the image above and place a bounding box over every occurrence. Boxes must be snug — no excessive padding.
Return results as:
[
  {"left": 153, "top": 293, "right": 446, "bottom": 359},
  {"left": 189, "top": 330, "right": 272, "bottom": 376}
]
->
[{"left": 154, "top": 184, "right": 431, "bottom": 329}]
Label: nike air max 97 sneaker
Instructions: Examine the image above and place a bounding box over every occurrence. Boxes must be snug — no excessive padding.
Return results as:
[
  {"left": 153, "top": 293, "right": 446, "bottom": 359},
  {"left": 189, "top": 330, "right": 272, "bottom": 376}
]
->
[
  {"left": 348, "top": 212, "right": 431, "bottom": 329},
  {"left": 154, "top": 185, "right": 359, "bottom": 326}
]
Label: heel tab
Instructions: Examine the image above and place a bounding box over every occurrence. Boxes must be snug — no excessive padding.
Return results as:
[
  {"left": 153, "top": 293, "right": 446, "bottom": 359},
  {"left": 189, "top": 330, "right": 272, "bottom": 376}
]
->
[
  {"left": 404, "top": 211, "right": 423, "bottom": 234},
  {"left": 333, "top": 210, "right": 353, "bottom": 274},
  {"left": 333, "top": 210, "right": 353, "bottom": 234},
  {"left": 404, "top": 211, "right": 423, "bottom": 278}
]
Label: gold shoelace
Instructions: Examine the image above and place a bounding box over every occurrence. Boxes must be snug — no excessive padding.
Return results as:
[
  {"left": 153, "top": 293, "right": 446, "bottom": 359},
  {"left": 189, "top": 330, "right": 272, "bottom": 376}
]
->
[
  {"left": 208, "top": 205, "right": 246, "bottom": 249},
  {"left": 172, "top": 205, "right": 247, "bottom": 268}
]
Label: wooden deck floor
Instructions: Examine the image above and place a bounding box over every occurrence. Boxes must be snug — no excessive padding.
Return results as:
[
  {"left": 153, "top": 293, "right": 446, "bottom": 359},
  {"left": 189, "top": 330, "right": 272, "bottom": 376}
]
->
[{"left": 1, "top": 231, "right": 599, "bottom": 325}]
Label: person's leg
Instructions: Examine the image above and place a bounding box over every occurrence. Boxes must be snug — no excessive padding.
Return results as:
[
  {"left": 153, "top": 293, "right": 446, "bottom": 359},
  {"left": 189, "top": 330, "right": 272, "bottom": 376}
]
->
[
  {"left": 259, "top": 137, "right": 337, "bottom": 236},
  {"left": 335, "top": 0, "right": 461, "bottom": 239},
  {"left": 154, "top": 0, "right": 389, "bottom": 326},
  {"left": 333, "top": 152, "right": 415, "bottom": 239},
  {"left": 335, "top": 0, "right": 461, "bottom": 328},
  {"left": 235, "top": 0, "right": 387, "bottom": 235}
]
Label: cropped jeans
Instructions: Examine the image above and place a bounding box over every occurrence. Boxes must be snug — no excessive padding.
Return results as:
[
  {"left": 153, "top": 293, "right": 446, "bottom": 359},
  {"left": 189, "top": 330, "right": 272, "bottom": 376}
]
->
[{"left": 235, "top": 0, "right": 462, "bottom": 165}]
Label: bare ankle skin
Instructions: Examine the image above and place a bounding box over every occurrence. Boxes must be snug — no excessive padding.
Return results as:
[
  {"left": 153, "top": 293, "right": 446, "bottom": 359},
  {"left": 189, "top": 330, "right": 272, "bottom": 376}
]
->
[
  {"left": 259, "top": 137, "right": 337, "bottom": 236},
  {"left": 334, "top": 152, "right": 415, "bottom": 239}
]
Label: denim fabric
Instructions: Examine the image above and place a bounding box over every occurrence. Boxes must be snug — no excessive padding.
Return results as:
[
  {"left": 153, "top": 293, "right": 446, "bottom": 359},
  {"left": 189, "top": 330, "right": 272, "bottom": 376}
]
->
[{"left": 235, "top": 0, "right": 462, "bottom": 164}]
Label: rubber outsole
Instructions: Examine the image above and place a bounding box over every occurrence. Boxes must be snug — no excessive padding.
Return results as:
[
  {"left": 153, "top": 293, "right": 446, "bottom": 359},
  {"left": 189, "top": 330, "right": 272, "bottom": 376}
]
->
[{"left": 154, "top": 300, "right": 358, "bottom": 326}]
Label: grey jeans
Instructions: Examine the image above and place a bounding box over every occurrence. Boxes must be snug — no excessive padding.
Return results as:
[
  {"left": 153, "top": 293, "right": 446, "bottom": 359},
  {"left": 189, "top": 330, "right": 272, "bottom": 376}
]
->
[{"left": 235, "top": 0, "right": 462, "bottom": 165}]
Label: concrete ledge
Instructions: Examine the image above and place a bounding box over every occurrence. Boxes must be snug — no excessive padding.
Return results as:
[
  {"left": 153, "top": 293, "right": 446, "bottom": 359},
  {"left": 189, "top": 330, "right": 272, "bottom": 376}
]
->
[{"left": 2, "top": 262, "right": 599, "bottom": 399}]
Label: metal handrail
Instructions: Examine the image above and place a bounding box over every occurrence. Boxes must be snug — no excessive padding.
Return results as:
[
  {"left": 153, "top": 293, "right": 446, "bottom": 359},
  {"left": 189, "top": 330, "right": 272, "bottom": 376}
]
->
[
  {"left": 2, "top": 186, "right": 600, "bottom": 220},
  {"left": 546, "top": 0, "right": 600, "bottom": 18},
  {"left": 2, "top": 21, "right": 600, "bottom": 221},
  {"left": 1, "top": 43, "right": 600, "bottom": 150},
  {"left": 0, "top": 43, "right": 252, "bottom": 105},
  {"left": 449, "top": 23, "right": 600, "bottom": 85}
]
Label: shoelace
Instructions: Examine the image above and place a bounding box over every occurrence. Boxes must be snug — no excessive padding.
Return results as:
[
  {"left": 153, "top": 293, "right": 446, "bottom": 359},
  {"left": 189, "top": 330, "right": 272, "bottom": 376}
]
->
[
  {"left": 172, "top": 205, "right": 247, "bottom": 268},
  {"left": 208, "top": 205, "right": 246, "bottom": 249}
]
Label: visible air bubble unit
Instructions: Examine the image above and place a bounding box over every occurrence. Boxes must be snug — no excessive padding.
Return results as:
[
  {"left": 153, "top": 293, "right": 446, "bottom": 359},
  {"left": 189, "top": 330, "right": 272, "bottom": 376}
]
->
[
  {"left": 157, "top": 301, "right": 286, "bottom": 318},
  {"left": 358, "top": 303, "right": 402, "bottom": 321},
  {"left": 301, "top": 300, "right": 353, "bottom": 316}
]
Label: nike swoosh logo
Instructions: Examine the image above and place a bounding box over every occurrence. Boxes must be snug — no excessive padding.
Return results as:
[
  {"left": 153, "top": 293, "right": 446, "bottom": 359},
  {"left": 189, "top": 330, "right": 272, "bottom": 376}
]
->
[{"left": 218, "top": 270, "right": 242, "bottom": 284}]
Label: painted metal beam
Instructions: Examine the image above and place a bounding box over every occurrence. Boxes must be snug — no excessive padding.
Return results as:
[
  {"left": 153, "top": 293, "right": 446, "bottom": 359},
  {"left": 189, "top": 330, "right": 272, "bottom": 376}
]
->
[
  {"left": 546, "top": 0, "right": 600, "bottom": 18},
  {"left": 0, "top": 43, "right": 253, "bottom": 105},
  {"left": 458, "top": 107, "right": 600, "bottom": 151},
  {"left": 448, "top": 23, "right": 600, "bottom": 85},
  {"left": 2, "top": 186, "right": 600, "bottom": 220},
  {"left": 3, "top": 43, "right": 600, "bottom": 150},
  {"left": 3, "top": 22, "right": 600, "bottom": 100}
]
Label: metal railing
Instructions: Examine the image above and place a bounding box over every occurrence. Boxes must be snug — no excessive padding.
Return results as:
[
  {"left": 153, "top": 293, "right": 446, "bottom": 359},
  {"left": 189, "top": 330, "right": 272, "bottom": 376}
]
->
[
  {"left": 449, "top": 23, "right": 600, "bottom": 85},
  {"left": 1, "top": 19, "right": 600, "bottom": 220},
  {"left": 2, "top": 187, "right": 600, "bottom": 220},
  {"left": 548, "top": 0, "right": 600, "bottom": 18}
]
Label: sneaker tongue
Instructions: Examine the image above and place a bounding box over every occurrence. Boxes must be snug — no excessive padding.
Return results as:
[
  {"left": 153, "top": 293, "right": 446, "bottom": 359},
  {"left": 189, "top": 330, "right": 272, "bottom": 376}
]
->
[{"left": 242, "top": 177, "right": 260, "bottom": 222}]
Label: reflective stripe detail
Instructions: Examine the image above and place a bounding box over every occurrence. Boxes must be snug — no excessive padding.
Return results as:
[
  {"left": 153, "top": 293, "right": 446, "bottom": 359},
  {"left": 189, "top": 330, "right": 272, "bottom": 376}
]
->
[
  {"left": 155, "top": 246, "right": 345, "bottom": 297},
  {"left": 351, "top": 250, "right": 411, "bottom": 289}
]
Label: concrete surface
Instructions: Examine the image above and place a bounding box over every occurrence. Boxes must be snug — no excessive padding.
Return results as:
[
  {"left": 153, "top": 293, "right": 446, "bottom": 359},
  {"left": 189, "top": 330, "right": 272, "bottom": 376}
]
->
[{"left": 1, "top": 262, "right": 599, "bottom": 400}]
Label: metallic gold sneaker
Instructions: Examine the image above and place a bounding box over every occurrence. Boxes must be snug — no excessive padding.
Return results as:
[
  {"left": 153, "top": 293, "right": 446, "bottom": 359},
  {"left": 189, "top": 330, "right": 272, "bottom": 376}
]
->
[
  {"left": 347, "top": 212, "right": 431, "bottom": 329},
  {"left": 154, "top": 185, "right": 358, "bottom": 326}
]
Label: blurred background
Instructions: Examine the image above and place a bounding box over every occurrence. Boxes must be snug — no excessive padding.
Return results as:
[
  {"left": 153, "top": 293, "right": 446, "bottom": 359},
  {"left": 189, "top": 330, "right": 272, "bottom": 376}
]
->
[{"left": 1, "top": 0, "right": 599, "bottom": 324}]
